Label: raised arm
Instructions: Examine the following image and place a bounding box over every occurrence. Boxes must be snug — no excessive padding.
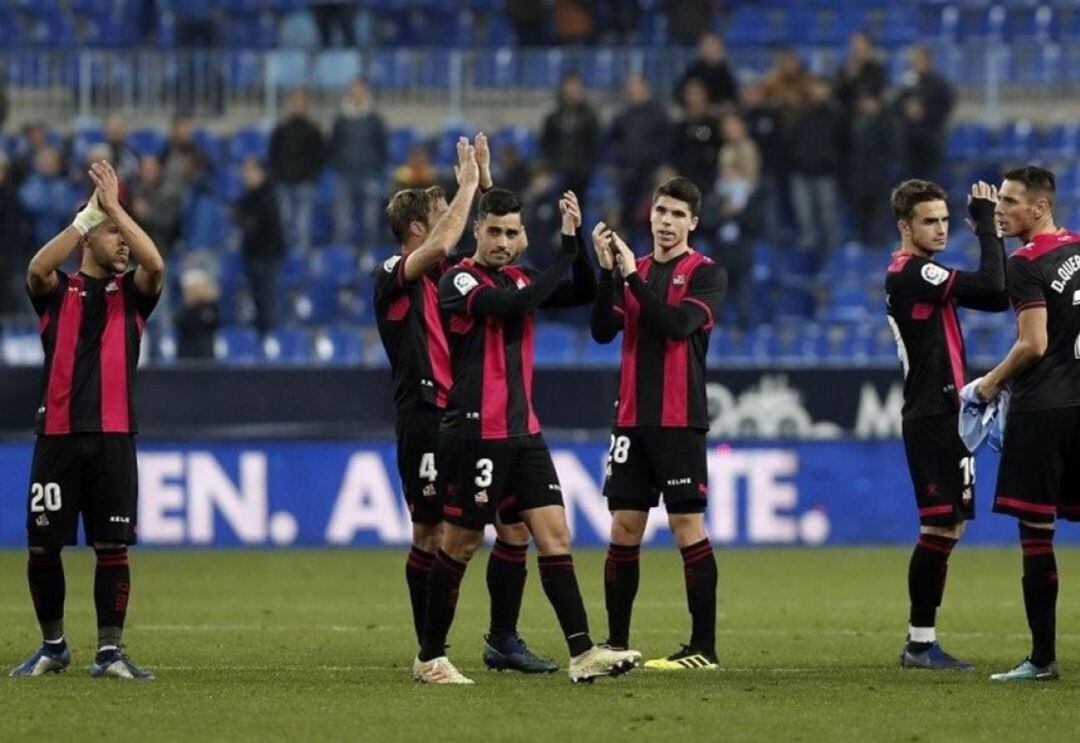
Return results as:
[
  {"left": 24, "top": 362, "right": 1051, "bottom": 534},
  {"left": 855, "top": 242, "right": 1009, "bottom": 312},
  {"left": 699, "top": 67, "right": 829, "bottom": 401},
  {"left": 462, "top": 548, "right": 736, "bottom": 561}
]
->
[
  {"left": 610, "top": 232, "right": 727, "bottom": 340},
  {"left": 401, "top": 137, "right": 480, "bottom": 282},
  {"left": 589, "top": 221, "right": 623, "bottom": 343},
  {"left": 542, "top": 192, "right": 596, "bottom": 308},
  {"left": 952, "top": 181, "right": 1008, "bottom": 311},
  {"left": 91, "top": 160, "right": 165, "bottom": 296}
]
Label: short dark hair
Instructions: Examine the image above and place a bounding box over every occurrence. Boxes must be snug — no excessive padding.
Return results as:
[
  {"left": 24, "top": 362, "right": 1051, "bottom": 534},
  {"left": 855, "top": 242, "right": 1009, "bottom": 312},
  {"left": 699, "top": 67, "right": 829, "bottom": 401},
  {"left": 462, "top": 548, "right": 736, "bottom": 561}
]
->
[
  {"left": 477, "top": 188, "right": 522, "bottom": 220},
  {"left": 1004, "top": 165, "right": 1056, "bottom": 207},
  {"left": 653, "top": 176, "right": 701, "bottom": 217},
  {"left": 890, "top": 179, "right": 947, "bottom": 220},
  {"left": 385, "top": 187, "right": 438, "bottom": 242}
]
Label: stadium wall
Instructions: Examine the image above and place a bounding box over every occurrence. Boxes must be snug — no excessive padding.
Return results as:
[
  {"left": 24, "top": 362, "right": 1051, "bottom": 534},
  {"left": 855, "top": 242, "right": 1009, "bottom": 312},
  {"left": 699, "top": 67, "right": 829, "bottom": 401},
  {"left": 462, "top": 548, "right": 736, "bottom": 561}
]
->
[{"left": 0, "top": 439, "right": 1061, "bottom": 549}]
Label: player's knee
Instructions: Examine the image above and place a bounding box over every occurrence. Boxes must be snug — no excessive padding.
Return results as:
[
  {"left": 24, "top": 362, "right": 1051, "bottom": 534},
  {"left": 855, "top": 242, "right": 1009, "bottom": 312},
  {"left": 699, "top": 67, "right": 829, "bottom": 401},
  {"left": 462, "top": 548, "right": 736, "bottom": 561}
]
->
[
  {"left": 919, "top": 522, "right": 965, "bottom": 540},
  {"left": 28, "top": 545, "right": 60, "bottom": 557},
  {"left": 442, "top": 526, "right": 483, "bottom": 562},
  {"left": 494, "top": 520, "right": 529, "bottom": 546},
  {"left": 533, "top": 523, "right": 572, "bottom": 556},
  {"left": 609, "top": 510, "right": 646, "bottom": 546},
  {"left": 412, "top": 522, "right": 443, "bottom": 552},
  {"left": 669, "top": 513, "right": 707, "bottom": 548}
]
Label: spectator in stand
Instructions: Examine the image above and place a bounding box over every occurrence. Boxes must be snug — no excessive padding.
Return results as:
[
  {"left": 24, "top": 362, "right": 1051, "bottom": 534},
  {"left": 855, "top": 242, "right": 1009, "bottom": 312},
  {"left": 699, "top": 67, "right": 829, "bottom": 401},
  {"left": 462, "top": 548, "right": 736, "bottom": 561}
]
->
[
  {"left": 309, "top": 0, "right": 356, "bottom": 47},
  {"left": 609, "top": 73, "right": 671, "bottom": 245},
  {"left": 835, "top": 32, "right": 887, "bottom": 115},
  {"left": 540, "top": 72, "right": 600, "bottom": 210},
  {"left": 741, "top": 81, "right": 788, "bottom": 244},
  {"left": 593, "top": 0, "right": 640, "bottom": 44},
  {"left": 172, "top": 1, "right": 219, "bottom": 46},
  {"left": 234, "top": 157, "right": 284, "bottom": 339},
  {"left": 495, "top": 142, "right": 531, "bottom": 195},
  {"left": 788, "top": 77, "right": 843, "bottom": 255},
  {"left": 763, "top": 48, "right": 814, "bottom": 131},
  {"left": 0, "top": 153, "right": 28, "bottom": 312},
  {"left": 714, "top": 113, "right": 763, "bottom": 328},
  {"left": 329, "top": 77, "right": 387, "bottom": 259},
  {"left": 897, "top": 45, "right": 955, "bottom": 182},
  {"left": 849, "top": 93, "right": 897, "bottom": 248},
  {"left": 11, "top": 122, "right": 55, "bottom": 189},
  {"left": 102, "top": 114, "right": 141, "bottom": 186},
  {"left": 131, "top": 155, "right": 183, "bottom": 258},
  {"left": 391, "top": 144, "right": 438, "bottom": 193},
  {"left": 18, "top": 147, "right": 75, "bottom": 250},
  {"left": 672, "top": 77, "right": 722, "bottom": 196},
  {"left": 176, "top": 268, "right": 220, "bottom": 361},
  {"left": 160, "top": 115, "right": 209, "bottom": 192},
  {"left": 675, "top": 32, "right": 739, "bottom": 112},
  {"left": 553, "top": 0, "right": 594, "bottom": 44},
  {"left": 505, "top": 0, "right": 549, "bottom": 44},
  {"left": 663, "top": 0, "right": 715, "bottom": 45},
  {"left": 269, "top": 89, "right": 325, "bottom": 254},
  {"left": 76, "top": 143, "right": 132, "bottom": 207},
  {"left": 521, "top": 162, "right": 562, "bottom": 254}
]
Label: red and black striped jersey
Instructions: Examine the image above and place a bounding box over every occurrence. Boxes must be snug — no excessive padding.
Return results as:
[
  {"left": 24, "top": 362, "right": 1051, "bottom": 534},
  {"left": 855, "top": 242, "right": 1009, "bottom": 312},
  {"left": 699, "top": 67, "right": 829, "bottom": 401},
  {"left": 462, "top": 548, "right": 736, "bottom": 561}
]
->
[
  {"left": 372, "top": 253, "right": 455, "bottom": 411},
  {"left": 438, "top": 260, "right": 543, "bottom": 440},
  {"left": 1005, "top": 229, "right": 1080, "bottom": 412},
  {"left": 595, "top": 250, "right": 726, "bottom": 430},
  {"left": 29, "top": 270, "right": 159, "bottom": 435}
]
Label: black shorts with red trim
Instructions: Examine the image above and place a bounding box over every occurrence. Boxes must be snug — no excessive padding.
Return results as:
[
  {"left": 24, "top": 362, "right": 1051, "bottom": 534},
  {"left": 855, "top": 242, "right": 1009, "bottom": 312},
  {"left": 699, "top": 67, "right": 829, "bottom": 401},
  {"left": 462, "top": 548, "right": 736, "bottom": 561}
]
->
[
  {"left": 27, "top": 434, "right": 139, "bottom": 548},
  {"left": 993, "top": 406, "right": 1080, "bottom": 524},
  {"left": 901, "top": 413, "right": 975, "bottom": 527},
  {"left": 437, "top": 433, "right": 560, "bottom": 531},
  {"left": 602, "top": 427, "right": 708, "bottom": 514},
  {"left": 395, "top": 406, "right": 444, "bottom": 525}
]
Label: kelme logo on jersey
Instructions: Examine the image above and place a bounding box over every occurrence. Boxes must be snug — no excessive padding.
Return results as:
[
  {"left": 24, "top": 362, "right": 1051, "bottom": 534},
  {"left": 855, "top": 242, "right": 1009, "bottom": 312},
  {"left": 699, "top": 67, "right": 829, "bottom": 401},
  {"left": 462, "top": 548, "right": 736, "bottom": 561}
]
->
[
  {"left": 454, "top": 272, "right": 479, "bottom": 295},
  {"left": 383, "top": 255, "right": 401, "bottom": 273},
  {"left": 673, "top": 275, "right": 686, "bottom": 286},
  {"left": 920, "top": 263, "right": 949, "bottom": 286}
]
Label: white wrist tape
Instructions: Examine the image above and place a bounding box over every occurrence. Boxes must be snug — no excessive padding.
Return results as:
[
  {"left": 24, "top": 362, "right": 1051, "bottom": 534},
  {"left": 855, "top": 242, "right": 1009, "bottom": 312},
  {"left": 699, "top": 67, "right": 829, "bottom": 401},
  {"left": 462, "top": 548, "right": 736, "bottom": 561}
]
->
[{"left": 72, "top": 193, "right": 107, "bottom": 236}]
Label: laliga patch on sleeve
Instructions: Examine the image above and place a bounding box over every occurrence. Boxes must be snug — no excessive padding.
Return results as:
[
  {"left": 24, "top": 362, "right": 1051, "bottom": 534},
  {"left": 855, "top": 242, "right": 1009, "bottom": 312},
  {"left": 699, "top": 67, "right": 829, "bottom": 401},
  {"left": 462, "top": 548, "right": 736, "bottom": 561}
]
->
[
  {"left": 454, "top": 272, "right": 479, "bottom": 295},
  {"left": 920, "top": 263, "right": 950, "bottom": 286},
  {"left": 383, "top": 255, "right": 401, "bottom": 273}
]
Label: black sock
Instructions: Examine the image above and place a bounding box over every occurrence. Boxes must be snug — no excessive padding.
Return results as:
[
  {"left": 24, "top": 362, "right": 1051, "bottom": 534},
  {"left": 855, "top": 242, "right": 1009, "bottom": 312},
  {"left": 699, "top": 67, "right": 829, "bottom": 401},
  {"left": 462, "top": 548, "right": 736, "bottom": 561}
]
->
[
  {"left": 604, "top": 543, "right": 639, "bottom": 648},
  {"left": 537, "top": 554, "right": 592, "bottom": 657},
  {"left": 907, "top": 533, "right": 957, "bottom": 648},
  {"left": 418, "top": 550, "right": 466, "bottom": 662},
  {"left": 680, "top": 539, "right": 717, "bottom": 655},
  {"left": 94, "top": 547, "right": 130, "bottom": 651},
  {"left": 27, "top": 550, "right": 65, "bottom": 643},
  {"left": 1020, "top": 524, "right": 1058, "bottom": 667},
  {"left": 405, "top": 547, "right": 435, "bottom": 646},
  {"left": 487, "top": 539, "right": 527, "bottom": 639}
]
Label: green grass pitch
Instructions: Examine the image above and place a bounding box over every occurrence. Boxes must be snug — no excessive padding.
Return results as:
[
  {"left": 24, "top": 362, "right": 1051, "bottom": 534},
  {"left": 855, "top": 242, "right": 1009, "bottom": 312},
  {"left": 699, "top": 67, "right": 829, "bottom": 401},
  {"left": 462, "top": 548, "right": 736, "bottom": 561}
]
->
[{"left": 1, "top": 547, "right": 1079, "bottom": 741}]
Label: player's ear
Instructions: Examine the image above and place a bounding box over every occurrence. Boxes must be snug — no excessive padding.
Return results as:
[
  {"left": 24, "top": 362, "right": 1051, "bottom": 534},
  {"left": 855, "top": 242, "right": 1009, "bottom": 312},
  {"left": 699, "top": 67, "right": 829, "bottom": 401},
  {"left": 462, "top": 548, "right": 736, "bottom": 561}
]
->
[
  {"left": 897, "top": 219, "right": 910, "bottom": 238},
  {"left": 408, "top": 220, "right": 424, "bottom": 239},
  {"left": 689, "top": 215, "right": 699, "bottom": 232}
]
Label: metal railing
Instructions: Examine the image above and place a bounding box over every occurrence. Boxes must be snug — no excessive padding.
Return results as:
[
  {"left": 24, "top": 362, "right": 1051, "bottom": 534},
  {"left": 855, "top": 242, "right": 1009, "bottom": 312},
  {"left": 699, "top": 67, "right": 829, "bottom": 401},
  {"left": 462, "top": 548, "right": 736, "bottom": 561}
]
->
[{"left": 2, "top": 44, "right": 1073, "bottom": 129}]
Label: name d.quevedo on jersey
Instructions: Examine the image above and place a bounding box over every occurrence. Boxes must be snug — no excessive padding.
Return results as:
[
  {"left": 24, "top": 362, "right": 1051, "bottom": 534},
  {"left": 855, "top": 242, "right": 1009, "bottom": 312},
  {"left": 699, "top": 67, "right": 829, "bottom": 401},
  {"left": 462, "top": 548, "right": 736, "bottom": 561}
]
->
[{"left": 1050, "top": 254, "right": 1080, "bottom": 294}]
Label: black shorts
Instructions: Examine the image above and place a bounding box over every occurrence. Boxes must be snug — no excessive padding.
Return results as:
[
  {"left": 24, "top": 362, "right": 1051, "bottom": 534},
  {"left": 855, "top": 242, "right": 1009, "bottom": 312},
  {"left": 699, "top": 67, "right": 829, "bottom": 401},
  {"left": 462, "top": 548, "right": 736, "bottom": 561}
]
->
[
  {"left": 602, "top": 427, "right": 708, "bottom": 514},
  {"left": 902, "top": 413, "right": 976, "bottom": 527},
  {"left": 396, "top": 407, "right": 444, "bottom": 525},
  {"left": 438, "top": 433, "right": 559, "bottom": 531},
  {"left": 26, "top": 434, "right": 139, "bottom": 548},
  {"left": 993, "top": 406, "right": 1080, "bottom": 524}
]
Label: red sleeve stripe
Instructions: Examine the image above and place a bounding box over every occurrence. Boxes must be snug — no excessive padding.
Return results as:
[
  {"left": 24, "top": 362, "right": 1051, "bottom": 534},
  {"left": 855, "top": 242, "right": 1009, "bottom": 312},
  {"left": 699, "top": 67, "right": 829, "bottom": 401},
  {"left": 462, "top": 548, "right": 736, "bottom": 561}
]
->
[
  {"left": 465, "top": 285, "right": 486, "bottom": 316},
  {"left": 395, "top": 256, "right": 409, "bottom": 288},
  {"left": 1012, "top": 299, "right": 1046, "bottom": 312},
  {"left": 941, "top": 270, "right": 957, "bottom": 301},
  {"left": 684, "top": 297, "right": 714, "bottom": 328}
]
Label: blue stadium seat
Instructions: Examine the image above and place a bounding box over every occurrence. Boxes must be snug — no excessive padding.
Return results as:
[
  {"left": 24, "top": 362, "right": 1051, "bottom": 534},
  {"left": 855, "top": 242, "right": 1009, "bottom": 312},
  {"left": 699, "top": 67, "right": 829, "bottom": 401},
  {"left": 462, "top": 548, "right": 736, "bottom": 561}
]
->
[
  {"left": 128, "top": 127, "right": 166, "bottom": 158},
  {"left": 311, "top": 245, "right": 358, "bottom": 284},
  {"left": 215, "top": 327, "right": 262, "bottom": 364},
  {"left": 293, "top": 280, "right": 344, "bottom": 325},
  {"left": 229, "top": 127, "right": 269, "bottom": 163},
  {"left": 534, "top": 324, "right": 577, "bottom": 366},
  {"left": 1044, "top": 122, "right": 1080, "bottom": 158},
  {"left": 263, "top": 328, "right": 313, "bottom": 363},
  {"left": 312, "top": 49, "right": 361, "bottom": 90},
  {"left": 314, "top": 328, "right": 365, "bottom": 364},
  {"left": 995, "top": 120, "right": 1041, "bottom": 160},
  {"left": 389, "top": 127, "right": 420, "bottom": 164},
  {"left": 267, "top": 49, "right": 310, "bottom": 89},
  {"left": 579, "top": 340, "right": 620, "bottom": 366},
  {"left": 278, "top": 10, "right": 320, "bottom": 48},
  {"left": 947, "top": 123, "right": 991, "bottom": 160}
]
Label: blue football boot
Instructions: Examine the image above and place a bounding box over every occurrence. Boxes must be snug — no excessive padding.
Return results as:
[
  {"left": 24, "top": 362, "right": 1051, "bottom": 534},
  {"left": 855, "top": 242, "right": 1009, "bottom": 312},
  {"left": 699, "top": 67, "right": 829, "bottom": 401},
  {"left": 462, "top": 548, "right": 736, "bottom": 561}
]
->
[
  {"left": 89, "top": 648, "right": 156, "bottom": 681},
  {"left": 9, "top": 642, "right": 71, "bottom": 677},
  {"left": 899, "top": 642, "right": 975, "bottom": 671},
  {"left": 482, "top": 634, "right": 558, "bottom": 673},
  {"left": 990, "top": 657, "right": 1059, "bottom": 682}
]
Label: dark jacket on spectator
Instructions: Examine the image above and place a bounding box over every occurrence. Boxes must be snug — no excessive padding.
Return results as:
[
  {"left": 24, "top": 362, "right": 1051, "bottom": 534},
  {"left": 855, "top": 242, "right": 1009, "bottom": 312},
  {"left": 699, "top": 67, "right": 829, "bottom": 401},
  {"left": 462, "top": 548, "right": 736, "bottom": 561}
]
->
[
  {"left": 609, "top": 100, "right": 671, "bottom": 178},
  {"left": 835, "top": 59, "right": 887, "bottom": 113},
  {"left": 269, "top": 116, "right": 325, "bottom": 184},
  {"left": 676, "top": 61, "right": 739, "bottom": 108},
  {"left": 788, "top": 102, "right": 843, "bottom": 177},
  {"left": 236, "top": 181, "right": 285, "bottom": 260},
  {"left": 176, "top": 301, "right": 220, "bottom": 360},
  {"left": 673, "top": 113, "right": 722, "bottom": 192},
  {"left": 330, "top": 107, "right": 388, "bottom": 175},
  {"left": 540, "top": 101, "right": 600, "bottom": 178}
]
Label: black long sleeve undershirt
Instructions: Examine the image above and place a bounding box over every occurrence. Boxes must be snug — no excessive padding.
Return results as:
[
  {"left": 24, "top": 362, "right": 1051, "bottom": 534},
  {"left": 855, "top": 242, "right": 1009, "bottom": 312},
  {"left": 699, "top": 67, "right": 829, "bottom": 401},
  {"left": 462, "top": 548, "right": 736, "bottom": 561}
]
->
[
  {"left": 625, "top": 273, "right": 714, "bottom": 340},
  {"left": 590, "top": 270, "right": 622, "bottom": 343},
  {"left": 952, "top": 199, "right": 1008, "bottom": 312},
  {"left": 467, "top": 234, "right": 579, "bottom": 318},
  {"left": 542, "top": 241, "right": 596, "bottom": 308}
]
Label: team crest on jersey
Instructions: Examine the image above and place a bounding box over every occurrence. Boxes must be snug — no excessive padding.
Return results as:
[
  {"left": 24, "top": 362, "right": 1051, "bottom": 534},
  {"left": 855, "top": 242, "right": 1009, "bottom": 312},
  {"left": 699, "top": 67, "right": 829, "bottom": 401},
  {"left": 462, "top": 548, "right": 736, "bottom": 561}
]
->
[
  {"left": 383, "top": 255, "right": 402, "bottom": 273},
  {"left": 920, "top": 263, "right": 949, "bottom": 286},
  {"left": 515, "top": 278, "right": 526, "bottom": 289},
  {"left": 673, "top": 275, "right": 686, "bottom": 286},
  {"left": 454, "top": 272, "right": 479, "bottom": 295},
  {"left": 105, "top": 282, "right": 119, "bottom": 293},
  {"left": 35, "top": 514, "right": 49, "bottom": 527},
  {"left": 474, "top": 489, "right": 488, "bottom": 505},
  {"left": 423, "top": 484, "right": 436, "bottom": 498}
]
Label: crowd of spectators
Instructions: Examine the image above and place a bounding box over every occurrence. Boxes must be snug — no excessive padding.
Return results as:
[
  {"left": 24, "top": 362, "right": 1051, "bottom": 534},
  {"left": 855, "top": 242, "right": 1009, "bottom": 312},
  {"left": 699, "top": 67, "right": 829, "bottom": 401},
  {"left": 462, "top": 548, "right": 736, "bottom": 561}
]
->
[{"left": 0, "top": 30, "right": 955, "bottom": 341}]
